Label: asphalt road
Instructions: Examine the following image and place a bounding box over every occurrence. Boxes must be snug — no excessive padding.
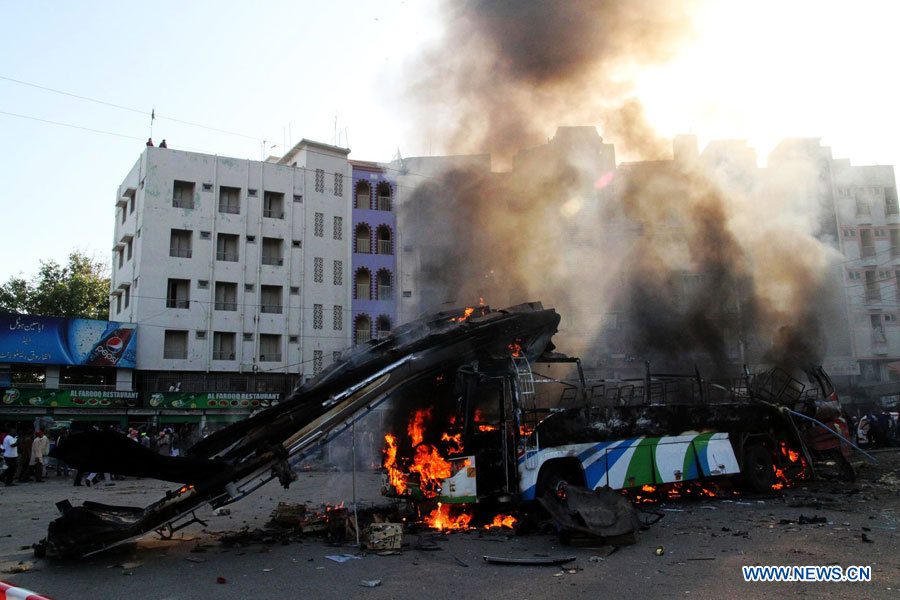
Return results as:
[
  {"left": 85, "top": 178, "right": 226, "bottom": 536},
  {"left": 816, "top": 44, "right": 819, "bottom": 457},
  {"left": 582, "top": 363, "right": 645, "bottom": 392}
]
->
[{"left": 0, "top": 452, "right": 898, "bottom": 599}]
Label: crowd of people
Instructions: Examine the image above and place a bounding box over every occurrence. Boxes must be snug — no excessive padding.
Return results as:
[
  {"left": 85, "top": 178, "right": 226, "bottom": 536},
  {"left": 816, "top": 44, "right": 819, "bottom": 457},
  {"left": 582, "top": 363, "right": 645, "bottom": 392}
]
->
[{"left": 0, "top": 421, "right": 207, "bottom": 487}]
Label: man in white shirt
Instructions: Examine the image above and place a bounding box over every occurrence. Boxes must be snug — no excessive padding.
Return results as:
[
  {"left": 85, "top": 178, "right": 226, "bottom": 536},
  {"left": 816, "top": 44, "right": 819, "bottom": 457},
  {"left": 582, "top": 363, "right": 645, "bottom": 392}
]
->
[
  {"left": 30, "top": 430, "right": 50, "bottom": 482},
  {"left": 2, "top": 427, "right": 18, "bottom": 486}
]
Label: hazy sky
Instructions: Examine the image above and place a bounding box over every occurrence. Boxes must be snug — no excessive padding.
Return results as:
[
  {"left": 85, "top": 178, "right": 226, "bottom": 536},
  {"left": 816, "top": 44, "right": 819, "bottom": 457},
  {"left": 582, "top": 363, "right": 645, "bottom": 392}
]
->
[{"left": 1, "top": 0, "right": 898, "bottom": 283}]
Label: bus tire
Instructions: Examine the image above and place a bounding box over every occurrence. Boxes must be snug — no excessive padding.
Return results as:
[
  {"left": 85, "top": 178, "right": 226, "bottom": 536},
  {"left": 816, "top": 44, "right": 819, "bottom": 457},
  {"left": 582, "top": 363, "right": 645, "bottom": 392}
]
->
[
  {"left": 742, "top": 443, "right": 776, "bottom": 493},
  {"left": 536, "top": 460, "right": 583, "bottom": 501}
]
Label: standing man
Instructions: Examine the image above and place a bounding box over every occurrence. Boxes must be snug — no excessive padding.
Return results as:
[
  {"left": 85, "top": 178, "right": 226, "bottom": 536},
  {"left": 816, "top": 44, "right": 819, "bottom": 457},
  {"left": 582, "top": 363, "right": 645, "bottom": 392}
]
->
[
  {"left": 30, "top": 430, "right": 50, "bottom": 482},
  {"left": 2, "top": 427, "right": 17, "bottom": 486}
]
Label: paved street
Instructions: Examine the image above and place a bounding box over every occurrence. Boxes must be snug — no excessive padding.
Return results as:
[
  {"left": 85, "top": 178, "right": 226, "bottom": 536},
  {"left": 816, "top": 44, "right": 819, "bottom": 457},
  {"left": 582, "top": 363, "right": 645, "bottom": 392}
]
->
[{"left": 0, "top": 452, "right": 898, "bottom": 600}]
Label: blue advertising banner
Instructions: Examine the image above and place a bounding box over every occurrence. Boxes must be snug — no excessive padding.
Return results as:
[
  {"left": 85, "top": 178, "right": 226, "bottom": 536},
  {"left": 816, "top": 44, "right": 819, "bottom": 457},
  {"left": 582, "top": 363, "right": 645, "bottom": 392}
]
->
[{"left": 0, "top": 313, "right": 137, "bottom": 367}]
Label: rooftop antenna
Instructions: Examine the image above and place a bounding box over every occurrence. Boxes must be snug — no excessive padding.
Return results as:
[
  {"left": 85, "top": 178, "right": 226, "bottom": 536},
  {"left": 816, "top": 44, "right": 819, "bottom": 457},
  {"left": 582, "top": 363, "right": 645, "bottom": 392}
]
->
[{"left": 149, "top": 107, "right": 155, "bottom": 141}]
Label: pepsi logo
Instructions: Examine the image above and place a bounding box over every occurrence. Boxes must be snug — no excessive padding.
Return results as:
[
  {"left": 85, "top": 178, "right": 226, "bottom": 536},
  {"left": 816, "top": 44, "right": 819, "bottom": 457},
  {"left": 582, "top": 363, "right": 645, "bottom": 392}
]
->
[{"left": 106, "top": 337, "right": 123, "bottom": 352}]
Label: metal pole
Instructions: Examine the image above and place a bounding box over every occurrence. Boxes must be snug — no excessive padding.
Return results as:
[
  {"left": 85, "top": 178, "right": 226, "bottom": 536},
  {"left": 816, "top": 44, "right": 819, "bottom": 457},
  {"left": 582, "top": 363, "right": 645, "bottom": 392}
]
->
[
  {"left": 351, "top": 420, "right": 360, "bottom": 547},
  {"left": 785, "top": 408, "right": 878, "bottom": 463}
]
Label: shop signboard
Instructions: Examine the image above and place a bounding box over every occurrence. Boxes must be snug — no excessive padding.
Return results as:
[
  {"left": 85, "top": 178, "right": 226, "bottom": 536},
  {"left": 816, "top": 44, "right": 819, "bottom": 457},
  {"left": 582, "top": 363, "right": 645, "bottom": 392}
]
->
[
  {"left": 1, "top": 388, "right": 139, "bottom": 408},
  {"left": 148, "top": 392, "right": 282, "bottom": 410},
  {"left": 0, "top": 313, "right": 137, "bottom": 367}
]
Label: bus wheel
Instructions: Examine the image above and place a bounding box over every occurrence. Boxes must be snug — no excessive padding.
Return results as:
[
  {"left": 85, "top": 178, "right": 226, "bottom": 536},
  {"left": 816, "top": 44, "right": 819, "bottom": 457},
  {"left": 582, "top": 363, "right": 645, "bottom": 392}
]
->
[
  {"left": 536, "top": 463, "right": 581, "bottom": 502},
  {"left": 742, "top": 444, "right": 776, "bottom": 493}
]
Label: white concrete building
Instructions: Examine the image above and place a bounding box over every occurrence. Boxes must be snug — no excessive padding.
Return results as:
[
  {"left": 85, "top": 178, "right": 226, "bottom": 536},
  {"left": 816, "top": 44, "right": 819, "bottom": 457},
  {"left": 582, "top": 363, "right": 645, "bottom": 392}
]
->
[{"left": 111, "top": 141, "right": 352, "bottom": 393}]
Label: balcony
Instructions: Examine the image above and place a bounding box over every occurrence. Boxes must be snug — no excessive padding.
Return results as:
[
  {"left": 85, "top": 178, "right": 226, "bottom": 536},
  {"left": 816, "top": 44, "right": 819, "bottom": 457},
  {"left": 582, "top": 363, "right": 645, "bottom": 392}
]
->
[
  {"left": 377, "top": 196, "right": 391, "bottom": 211},
  {"left": 166, "top": 299, "right": 190, "bottom": 309},
  {"left": 378, "top": 286, "right": 393, "bottom": 301},
  {"left": 260, "top": 304, "right": 283, "bottom": 314},
  {"left": 169, "top": 247, "right": 192, "bottom": 258},
  {"left": 216, "top": 251, "right": 239, "bottom": 262},
  {"left": 861, "top": 245, "right": 876, "bottom": 259},
  {"left": 261, "top": 255, "right": 283, "bottom": 266},
  {"left": 356, "top": 284, "right": 371, "bottom": 300},
  {"left": 259, "top": 353, "right": 282, "bottom": 362},
  {"left": 212, "top": 351, "right": 235, "bottom": 360},
  {"left": 263, "top": 209, "right": 284, "bottom": 219},
  {"left": 214, "top": 302, "right": 237, "bottom": 311},
  {"left": 377, "top": 240, "right": 392, "bottom": 255}
]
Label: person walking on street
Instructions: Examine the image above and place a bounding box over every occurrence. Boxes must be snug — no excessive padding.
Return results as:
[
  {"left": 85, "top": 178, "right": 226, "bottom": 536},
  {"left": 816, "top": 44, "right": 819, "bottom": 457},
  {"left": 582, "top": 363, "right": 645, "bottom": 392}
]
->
[
  {"left": 15, "top": 430, "right": 32, "bottom": 482},
  {"left": 30, "top": 430, "right": 50, "bottom": 482},
  {"left": 2, "top": 427, "right": 18, "bottom": 486}
]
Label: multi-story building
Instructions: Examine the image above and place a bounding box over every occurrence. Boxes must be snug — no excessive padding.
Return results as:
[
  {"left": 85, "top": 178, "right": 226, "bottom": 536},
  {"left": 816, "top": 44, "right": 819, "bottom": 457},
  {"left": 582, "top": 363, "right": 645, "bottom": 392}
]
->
[
  {"left": 111, "top": 140, "right": 352, "bottom": 397},
  {"left": 350, "top": 160, "right": 398, "bottom": 344}
]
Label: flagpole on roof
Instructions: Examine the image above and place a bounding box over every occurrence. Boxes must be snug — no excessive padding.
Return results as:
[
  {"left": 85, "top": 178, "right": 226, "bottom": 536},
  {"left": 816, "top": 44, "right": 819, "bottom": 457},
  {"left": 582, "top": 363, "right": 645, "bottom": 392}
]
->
[{"left": 150, "top": 107, "right": 155, "bottom": 140}]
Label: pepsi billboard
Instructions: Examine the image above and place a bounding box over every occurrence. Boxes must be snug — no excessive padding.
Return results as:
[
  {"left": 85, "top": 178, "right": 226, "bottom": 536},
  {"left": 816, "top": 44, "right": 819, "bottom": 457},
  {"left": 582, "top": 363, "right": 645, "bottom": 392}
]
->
[{"left": 0, "top": 313, "right": 137, "bottom": 368}]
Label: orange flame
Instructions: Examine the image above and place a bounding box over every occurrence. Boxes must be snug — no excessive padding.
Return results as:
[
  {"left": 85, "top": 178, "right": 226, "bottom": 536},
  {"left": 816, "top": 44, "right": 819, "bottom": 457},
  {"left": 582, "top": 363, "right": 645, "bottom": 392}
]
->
[
  {"left": 383, "top": 434, "right": 407, "bottom": 494},
  {"left": 441, "top": 432, "right": 463, "bottom": 453},
  {"left": 477, "top": 424, "right": 499, "bottom": 432},
  {"left": 508, "top": 342, "right": 523, "bottom": 357},
  {"left": 423, "top": 503, "right": 473, "bottom": 530},
  {"left": 450, "top": 307, "right": 476, "bottom": 322},
  {"left": 408, "top": 408, "right": 431, "bottom": 447},
  {"left": 409, "top": 444, "right": 452, "bottom": 497},
  {"left": 484, "top": 514, "right": 517, "bottom": 529}
]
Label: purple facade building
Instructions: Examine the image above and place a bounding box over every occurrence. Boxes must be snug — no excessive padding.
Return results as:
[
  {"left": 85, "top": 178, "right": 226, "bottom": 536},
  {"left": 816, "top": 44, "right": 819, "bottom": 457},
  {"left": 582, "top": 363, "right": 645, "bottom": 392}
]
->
[{"left": 350, "top": 160, "right": 398, "bottom": 344}]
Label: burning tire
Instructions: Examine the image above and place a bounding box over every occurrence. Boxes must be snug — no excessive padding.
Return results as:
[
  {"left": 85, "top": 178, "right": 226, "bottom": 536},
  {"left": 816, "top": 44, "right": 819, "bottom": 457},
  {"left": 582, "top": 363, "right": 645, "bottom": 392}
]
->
[
  {"left": 536, "top": 460, "right": 584, "bottom": 502},
  {"left": 741, "top": 443, "right": 776, "bottom": 493}
]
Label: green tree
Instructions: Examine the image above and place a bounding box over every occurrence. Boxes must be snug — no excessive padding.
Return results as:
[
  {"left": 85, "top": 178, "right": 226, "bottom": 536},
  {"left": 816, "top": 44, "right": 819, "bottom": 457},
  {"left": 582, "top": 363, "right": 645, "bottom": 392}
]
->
[{"left": 0, "top": 251, "right": 110, "bottom": 320}]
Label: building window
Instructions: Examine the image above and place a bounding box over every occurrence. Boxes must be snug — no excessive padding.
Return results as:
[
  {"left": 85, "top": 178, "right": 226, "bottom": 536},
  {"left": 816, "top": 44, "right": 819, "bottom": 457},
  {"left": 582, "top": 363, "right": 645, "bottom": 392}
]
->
[
  {"left": 121, "top": 207, "right": 126, "bottom": 224},
  {"left": 163, "top": 330, "right": 188, "bottom": 359},
  {"left": 200, "top": 231, "right": 211, "bottom": 240},
  {"left": 246, "top": 235, "right": 256, "bottom": 243},
  {"left": 376, "top": 315, "right": 392, "bottom": 338},
  {"left": 377, "top": 182, "right": 392, "bottom": 211},
  {"left": 313, "top": 350, "right": 323, "bottom": 375},
  {"left": 123, "top": 285, "right": 130, "bottom": 308},
  {"left": 865, "top": 270, "right": 881, "bottom": 302},
  {"left": 261, "top": 237, "right": 283, "bottom": 266},
  {"left": 315, "top": 169, "right": 325, "bottom": 193},
  {"left": 202, "top": 183, "right": 213, "bottom": 192},
  {"left": 355, "top": 268, "right": 371, "bottom": 300},
  {"left": 314, "top": 212, "right": 324, "bottom": 237},
  {"left": 248, "top": 188, "right": 258, "bottom": 197},
  {"left": 377, "top": 270, "right": 392, "bottom": 301},
  {"left": 355, "top": 315, "right": 371, "bottom": 345},
  {"left": 333, "top": 216, "right": 343, "bottom": 240},
  {"left": 292, "top": 240, "right": 302, "bottom": 248},
  {"left": 293, "top": 194, "right": 303, "bottom": 203},
  {"left": 166, "top": 278, "right": 190, "bottom": 309},
  {"left": 332, "top": 351, "right": 341, "bottom": 364},
  {"left": 289, "top": 335, "right": 299, "bottom": 343},
  {"left": 856, "top": 193, "right": 871, "bottom": 216},
  {"left": 333, "top": 260, "right": 343, "bottom": 286},
  {"left": 243, "top": 332, "right": 254, "bottom": 341},
  {"left": 860, "top": 229, "right": 876, "bottom": 258},
  {"left": 126, "top": 238, "right": 133, "bottom": 260},
  {"left": 263, "top": 191, "right": 285, "bottom": 219},
  {"left": 402, "top": 291, "right": 412, "bottom": 298},
  {"left": 355, "top": 224, "right": 371, "bottom": 254},
  {"left": 244, "top": 283, "right": 254, "bottom": 292},
  {"left": 872, "top": 314, "right": 887, "bottom": 343},
  {"left": 259, "top": 334, "right": 282, "bottom": 362},
  {"left": 218, "top": 186, "right": 240, "bottom": 214},
  {"left": 169, "top": 229, "right": 192, "bottom": 258},
  {"left": 886, "top": 188, "right": 900, "bottom": 216},
  {"left": 333, "top": 305, "right": 342, "bottom": 330},
  {"left": 216, "top": 233, "right": 239, "bottom": 262},
  {"left": 212, "top": 332, "right": 236, "bottom": 360},
  {"left": 334, "top": 173, "right": 343, "bottom": 197},
  {"left": 290, "top": 286, "right": 299, "bottom": 295},
  {"left": 313, "top": 304, "right": 323, "bottom": 329},
  {"left": 198, "top": 279, "right": 209, "bottom": 289},
  {"left": 115, "top": 294, "right": 122, "bottom": 314},
  {"left": 891, "top": 230, "right": 900, "bottom": 257},
  {"left": 173, "top": 180, "right": 195, "bottom": 209},
  {"left": 260, "top": 285, "right": 283, "bottom": 314},
  {"left": 355, "top": 181, "right": 371, "bottom": 209},
  {"left": 376, "top": 226, "right": 392, "bottom": 255},
  {"left": 128, "top": 194, "right": 136, "bottom": 214},
  {"left": 314, "top": 257, "right": 323, "bottom": 283},
  {"left": 118, "top": 248, "right": 124, "bottom": 269},
  {"left": 215, "top": 281, "right": 237, "bottom": 311},
  {"left": 196, "top": 330, "right": 207, "bottom": 339}
]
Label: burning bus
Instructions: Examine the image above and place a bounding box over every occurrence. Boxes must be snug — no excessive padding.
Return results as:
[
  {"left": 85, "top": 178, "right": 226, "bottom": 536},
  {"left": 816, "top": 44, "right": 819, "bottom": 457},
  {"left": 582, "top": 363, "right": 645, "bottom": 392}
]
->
[
  {"left": 40, "top": 301, "right": 856, "bottom": 556},
  {"left": 378, "top": 311, "right": 856, "bottom": 513}
]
